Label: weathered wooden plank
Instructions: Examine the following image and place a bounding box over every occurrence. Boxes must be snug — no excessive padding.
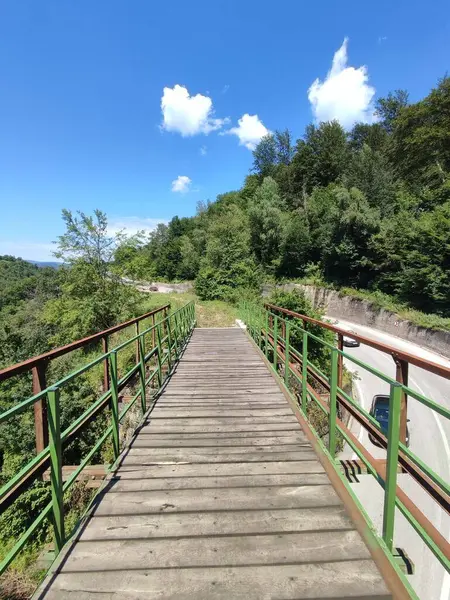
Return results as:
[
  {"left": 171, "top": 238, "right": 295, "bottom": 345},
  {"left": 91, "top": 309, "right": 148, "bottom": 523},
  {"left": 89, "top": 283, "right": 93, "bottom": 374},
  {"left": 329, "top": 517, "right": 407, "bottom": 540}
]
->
[
  {"left": 147, "top": 408, "right": 295, "bottom": 418},
  {"left": 139, "top": 423, "right": 303, "bottom": 433},
  {"left": 108, "top": 473, "right": 330, "bottom": 491},
  {"left": 130, "top": 435, "right": 306, "bottom": 447},
  {"left": 123, "top": 450, "right": 319, "bottom": 464},
  {"left": 93, "top": 485, "right": 343, "bottom": 515},
  {"left": 79, "top": 506, "right": 353, "bottom": 539},
  {"left": 145, "top": 417, "right": 300, "bottom": 425},
  {"left": 130, "top": 430, "right": 306, "bottom": 439},
  {"left": 54, "top": 530, "right": 372, "bottom": 571},
  {"left": 39, "top": 562, "right": 391, "bottom": 600}
]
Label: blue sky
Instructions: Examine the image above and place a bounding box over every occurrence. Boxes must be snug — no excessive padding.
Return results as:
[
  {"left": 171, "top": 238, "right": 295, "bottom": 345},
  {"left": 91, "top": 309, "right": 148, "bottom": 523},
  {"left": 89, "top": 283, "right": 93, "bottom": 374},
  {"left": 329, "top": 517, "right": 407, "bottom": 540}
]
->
[{"left": 0, "top": 0, "right": 449, "bottom": 261}]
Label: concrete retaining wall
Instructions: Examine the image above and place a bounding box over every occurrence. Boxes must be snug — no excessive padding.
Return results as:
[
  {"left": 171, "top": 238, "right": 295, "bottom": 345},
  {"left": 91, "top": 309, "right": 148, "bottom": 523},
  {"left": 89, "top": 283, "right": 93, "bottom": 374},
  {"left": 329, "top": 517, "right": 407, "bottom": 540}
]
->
[{"left": 263, "top": 283, "right": 450, "bottom": 358}]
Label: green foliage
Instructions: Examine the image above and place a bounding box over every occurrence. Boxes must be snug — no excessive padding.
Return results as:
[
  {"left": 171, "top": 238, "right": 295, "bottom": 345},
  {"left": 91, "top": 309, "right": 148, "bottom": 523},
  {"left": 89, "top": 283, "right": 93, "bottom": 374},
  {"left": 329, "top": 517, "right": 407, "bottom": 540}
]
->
[
  {"left": 252, "top": 130, "right": 294, "bottom": 178},
  {"left": 195, "top": 205, "right": 262, "bottom": 301},
  {"left": 44, "top": 210, "right": 141, "bottom": 343},
  {"left": 278, "top": 211, "right": 310, "bottom": 277},
  {"left": 291, "top": 121, "right": 349, "bottom": 195},
  {"left": 374, "top": 89, "right": 409, "bottom": 133},
  {"left": 390, "top": 78, "right": 450, "bottom": 190},
  {"left": 266, "top": 289, "right": 334, "bottom": 373},
  {"left": 248, "top": 177, "right": 286, "bottom": 269}
]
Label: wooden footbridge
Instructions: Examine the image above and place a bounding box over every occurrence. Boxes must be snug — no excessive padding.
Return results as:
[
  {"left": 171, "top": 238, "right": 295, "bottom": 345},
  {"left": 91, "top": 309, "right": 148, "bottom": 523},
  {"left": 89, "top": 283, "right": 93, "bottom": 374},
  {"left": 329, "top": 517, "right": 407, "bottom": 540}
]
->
[{"left": 1, "top": 302, "right": 449, "bottom": 599}]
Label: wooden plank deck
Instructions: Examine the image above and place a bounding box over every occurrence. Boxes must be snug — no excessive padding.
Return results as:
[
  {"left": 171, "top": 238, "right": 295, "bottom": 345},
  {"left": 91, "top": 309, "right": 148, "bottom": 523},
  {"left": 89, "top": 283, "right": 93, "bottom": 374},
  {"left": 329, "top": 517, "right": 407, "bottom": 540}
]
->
[{"left": 36, "top": 327, "right": 392, "bottom": 599}]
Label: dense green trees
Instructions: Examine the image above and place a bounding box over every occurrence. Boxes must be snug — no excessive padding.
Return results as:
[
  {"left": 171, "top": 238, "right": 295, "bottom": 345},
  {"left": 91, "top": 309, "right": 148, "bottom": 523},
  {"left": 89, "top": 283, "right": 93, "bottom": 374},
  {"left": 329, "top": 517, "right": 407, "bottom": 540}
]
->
[
  {"left": 195, "top": 205, "right": 261, "bottom": 301},
  {"left": 120, "top": 76, "right": 450, "bottom": 315}
]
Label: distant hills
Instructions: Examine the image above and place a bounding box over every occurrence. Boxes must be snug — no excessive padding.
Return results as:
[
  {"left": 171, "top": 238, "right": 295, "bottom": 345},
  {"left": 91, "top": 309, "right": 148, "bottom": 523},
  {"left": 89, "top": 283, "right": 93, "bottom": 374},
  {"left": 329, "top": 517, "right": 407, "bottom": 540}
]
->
[{"left": 26, "top": 260, "right": 62, "bottom": 269}]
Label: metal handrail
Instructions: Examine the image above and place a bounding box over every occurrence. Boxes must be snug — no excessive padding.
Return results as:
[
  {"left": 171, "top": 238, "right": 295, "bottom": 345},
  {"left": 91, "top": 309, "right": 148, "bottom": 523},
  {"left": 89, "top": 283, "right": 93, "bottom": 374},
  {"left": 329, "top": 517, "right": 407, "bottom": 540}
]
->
[
  {"left": 0, "top": 304, "right": 171, "bottom": 381},
  {"left": 0, "top": 301, "right": 196, "bottom": 575},
  {"left": 242, "top": 302, "right": 450, "bottom": 588}
]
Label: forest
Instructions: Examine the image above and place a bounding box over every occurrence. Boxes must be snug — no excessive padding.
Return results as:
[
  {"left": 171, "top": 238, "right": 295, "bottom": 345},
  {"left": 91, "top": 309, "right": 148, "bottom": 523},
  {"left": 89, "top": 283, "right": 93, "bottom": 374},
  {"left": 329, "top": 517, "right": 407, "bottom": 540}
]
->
[{"left": 115, "top": 76, "right": 450, "bottom": 317}]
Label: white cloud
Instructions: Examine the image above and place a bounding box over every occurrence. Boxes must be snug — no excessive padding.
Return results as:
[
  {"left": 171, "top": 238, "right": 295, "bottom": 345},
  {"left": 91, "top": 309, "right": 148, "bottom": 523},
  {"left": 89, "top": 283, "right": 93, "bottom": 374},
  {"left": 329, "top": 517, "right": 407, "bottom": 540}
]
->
[
  {"left": 200, "top": 145, "right": 207, "bottom": 156},
  {"left": 221, "top": 84, "right": 230, "bottom": 94},
  {"left": 0, "top": 240, "right": 56, "bottom": 262},
  {"left": 378, "top": 36, "right": 387, "bottom": 44},
  {"left": 308, "top": 38, "right": 376, "bottom": 128},
  {"left": 171, "top": 175, "right": 192, "bottom": 193},
  {"left": 161, "top": 84, "right": 229, "bottom": 136},
  {"left": 225, "top": 114, "right": 270, "bottom": 150},
  {"left": 107, "top": 217, "right": 166, "bottom": 237}
]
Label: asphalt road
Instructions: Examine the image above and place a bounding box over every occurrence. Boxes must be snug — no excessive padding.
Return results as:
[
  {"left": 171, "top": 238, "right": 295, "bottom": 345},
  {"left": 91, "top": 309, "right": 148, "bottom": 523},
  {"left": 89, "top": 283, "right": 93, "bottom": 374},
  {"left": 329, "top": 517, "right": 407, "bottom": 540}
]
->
[{"left": 326, "top": 317, "right": 450, "bottom": 600}]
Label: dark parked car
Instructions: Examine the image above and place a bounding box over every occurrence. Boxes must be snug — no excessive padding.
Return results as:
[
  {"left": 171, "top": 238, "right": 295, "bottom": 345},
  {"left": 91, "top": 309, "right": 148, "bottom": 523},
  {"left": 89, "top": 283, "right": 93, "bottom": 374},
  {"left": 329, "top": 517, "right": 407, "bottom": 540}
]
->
[{"left": 368, "top": 394, "right": 410, "bottom": 447}]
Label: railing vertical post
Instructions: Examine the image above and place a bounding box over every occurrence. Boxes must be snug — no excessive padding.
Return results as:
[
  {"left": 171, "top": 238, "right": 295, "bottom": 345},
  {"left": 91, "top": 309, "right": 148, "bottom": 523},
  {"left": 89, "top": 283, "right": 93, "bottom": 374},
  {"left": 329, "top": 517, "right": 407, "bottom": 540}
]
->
[
  {"left": 167, "top": 313, "right": 173, "bottom": 370},
  {"left": 302, "top": 330, "right": 308, "bottom": 413},
  {"left": 163, "top": 306, "right": 168, "bottom": 338},
  {"left": 258, "top": 307, "right": 263, "bottom": 349},
  {"left": 135, "top": 321, "right": 140, "bottom": 365},
  {"left": 382, "top": 383, "right": 402, "bottom": 552},
  {"left": 181, "top": 308, "right": 186, "bottom": 341},
  {"left": 329, "top": 348, "right": 338, "bottom": 457},
  {"left": 185, "top": 305, "right": 189, "bottom": 337},
  {"left": 273, "top": 316, "right": 278, "bottom": 370},
  {"left": 47, "top": 386, "right": 64, "bottom": 553},
  {"left": 151, "top": 314, "right": 156, "bottom": 354},
  {"left": 394, "top": 357, "right": 409, "bottom": 446},
  {"left": 33, "top": 361, "right": 48, "bottom": 454},
  {"left": 179, "top": 309, "right": 184, "bottom": 344},
  {"left": 139, "top": 334, "right": 146, "bottom": 414},
  {"left": 265, "top": 311, "right": 269, "bottom": 358},
  {"left": 109, "top": 350, "right": 120, "bottom": 460},
  {"left": 102, "top": 335, "right": 109, "bottom": 393},
  {"left": 337, "top": 333, "right": 344, "bottom": 390},
  {"left": 284, "top": 321, "right": 290, "bottom": 387},
  {"left": 173, "top": 312, "right": 179, "bottom": 354},
  {"left": 156, "top": 322, "right": 163, "bottom": 386}
]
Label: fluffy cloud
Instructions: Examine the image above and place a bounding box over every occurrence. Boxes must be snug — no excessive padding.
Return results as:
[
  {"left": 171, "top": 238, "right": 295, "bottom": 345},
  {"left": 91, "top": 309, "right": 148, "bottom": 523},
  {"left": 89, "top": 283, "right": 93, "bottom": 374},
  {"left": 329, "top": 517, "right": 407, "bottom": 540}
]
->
[
  {"left": 107, "top": 217, "right": 165, "bottom": 237},
  {"left": 161, "top": 85, "right": 229, "bottom": 136},
  {"left": 200, "top": 145, "right": 207, "bottom": 156},
  {"left": 171, "top": 175, "right": 192, "bottom": 193},
  {"left": 308, "top": 38, "right": 376, "bottom": 128},
  {"left": 225, "top": 114, "right": 270, "bottom": 150}
]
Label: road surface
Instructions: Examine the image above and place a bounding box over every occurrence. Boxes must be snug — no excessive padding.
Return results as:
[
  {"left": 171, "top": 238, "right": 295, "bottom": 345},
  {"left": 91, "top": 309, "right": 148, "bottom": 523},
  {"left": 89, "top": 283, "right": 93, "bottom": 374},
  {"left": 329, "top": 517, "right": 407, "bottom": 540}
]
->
[{"left": 326, "top": 317, "right": 450, "bottom": 600}]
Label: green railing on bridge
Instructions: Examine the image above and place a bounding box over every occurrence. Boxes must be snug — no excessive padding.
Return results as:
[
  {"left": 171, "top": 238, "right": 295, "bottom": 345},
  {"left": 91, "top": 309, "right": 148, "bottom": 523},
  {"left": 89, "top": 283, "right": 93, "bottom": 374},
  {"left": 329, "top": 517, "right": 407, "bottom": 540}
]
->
[
  {"left": 0, "top": 301, "right": 196, "bottom": 576},
  {"left": 241, "top": 301, "right": 450, "bottom": 598}
]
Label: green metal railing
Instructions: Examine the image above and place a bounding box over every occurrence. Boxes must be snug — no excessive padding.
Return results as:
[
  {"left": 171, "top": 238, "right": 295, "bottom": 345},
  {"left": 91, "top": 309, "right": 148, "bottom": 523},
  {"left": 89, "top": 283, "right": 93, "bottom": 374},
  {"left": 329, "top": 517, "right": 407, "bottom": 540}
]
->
[
  {"left": 241, "top": 301, "right": 450, "bottom": 596},
  {"left": 0, "top": 301, "right": 196, "bottom": 575}
]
